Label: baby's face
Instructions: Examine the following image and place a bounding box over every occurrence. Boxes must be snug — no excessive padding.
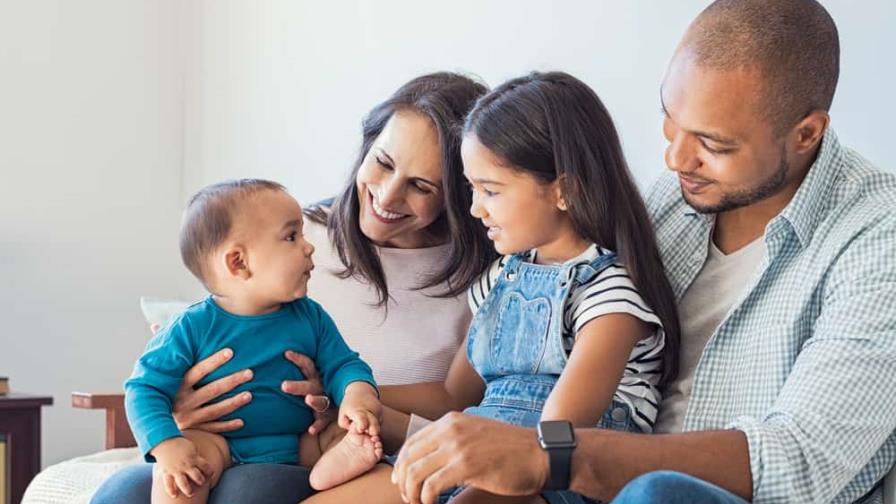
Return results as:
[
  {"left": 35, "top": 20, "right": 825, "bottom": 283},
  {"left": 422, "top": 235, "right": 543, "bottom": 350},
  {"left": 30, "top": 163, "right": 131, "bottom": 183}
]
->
[{"left": 233, "top": 189, "right": 315, "bottom": 304}]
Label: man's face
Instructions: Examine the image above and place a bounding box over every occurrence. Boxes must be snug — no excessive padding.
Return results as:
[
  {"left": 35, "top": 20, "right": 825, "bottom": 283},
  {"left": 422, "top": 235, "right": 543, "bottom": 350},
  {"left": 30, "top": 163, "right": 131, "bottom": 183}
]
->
[{"left": 660, "top": 52, "right": 793, "bottom": 214}]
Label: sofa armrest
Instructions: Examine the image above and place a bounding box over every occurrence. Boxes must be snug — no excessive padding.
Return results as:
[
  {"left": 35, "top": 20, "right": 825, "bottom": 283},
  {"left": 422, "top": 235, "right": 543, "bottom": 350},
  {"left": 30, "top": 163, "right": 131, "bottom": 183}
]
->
[{"left": 72, "top": 392, "right": 137, "bottom": 449}]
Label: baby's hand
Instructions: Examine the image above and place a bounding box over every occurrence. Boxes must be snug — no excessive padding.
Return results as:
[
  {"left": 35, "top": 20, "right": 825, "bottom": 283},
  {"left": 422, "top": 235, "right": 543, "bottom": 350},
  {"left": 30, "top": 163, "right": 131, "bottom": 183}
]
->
[
  {"left": 150, "top": 437, "right": 214, "bottom": 498},
  {"left": 338, "top": 382, "right": 382, "bottom": 436}
]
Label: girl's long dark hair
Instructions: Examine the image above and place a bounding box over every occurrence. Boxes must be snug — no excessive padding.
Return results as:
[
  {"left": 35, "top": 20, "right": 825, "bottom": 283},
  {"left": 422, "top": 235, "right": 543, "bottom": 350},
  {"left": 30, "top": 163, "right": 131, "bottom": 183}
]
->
[
  {"left": 307, "top": 72, "right": 497, "bottom": 306},
  {"left": 464, "top": 71, "right": 681, "bottom": 386}
]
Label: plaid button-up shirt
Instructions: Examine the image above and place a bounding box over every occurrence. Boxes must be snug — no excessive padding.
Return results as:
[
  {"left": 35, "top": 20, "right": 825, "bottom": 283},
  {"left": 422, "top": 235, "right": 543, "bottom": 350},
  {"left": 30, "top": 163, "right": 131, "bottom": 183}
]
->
[{"left": 646, "top": 129, "right": 896, "bottom": 503}]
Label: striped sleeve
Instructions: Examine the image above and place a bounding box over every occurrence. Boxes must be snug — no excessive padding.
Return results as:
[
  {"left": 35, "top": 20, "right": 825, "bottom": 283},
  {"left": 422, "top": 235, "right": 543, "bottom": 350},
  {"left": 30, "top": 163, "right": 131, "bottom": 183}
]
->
[
  {"left": 468, "top": 255, "right": 509, "bottom": 314},
  {"left": 567, "top": 262, "right": 663, "bottom": 335}
]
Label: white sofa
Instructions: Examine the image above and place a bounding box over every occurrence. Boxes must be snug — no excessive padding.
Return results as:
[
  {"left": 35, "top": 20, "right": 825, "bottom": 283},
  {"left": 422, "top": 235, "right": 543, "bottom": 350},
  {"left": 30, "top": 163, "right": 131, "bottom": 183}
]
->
[{"left": 22, "top": 391, "right": 896, "bottom": 504}]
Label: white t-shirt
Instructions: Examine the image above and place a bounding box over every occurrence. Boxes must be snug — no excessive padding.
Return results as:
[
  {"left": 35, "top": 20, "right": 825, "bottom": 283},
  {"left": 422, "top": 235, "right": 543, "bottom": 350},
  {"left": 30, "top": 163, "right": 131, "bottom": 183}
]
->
[
  {"left": 468, "top": 244, "right": 665, "bottom": 432},
  {"left": 653, "top": 236, "right": 766, "bottom": 434}
]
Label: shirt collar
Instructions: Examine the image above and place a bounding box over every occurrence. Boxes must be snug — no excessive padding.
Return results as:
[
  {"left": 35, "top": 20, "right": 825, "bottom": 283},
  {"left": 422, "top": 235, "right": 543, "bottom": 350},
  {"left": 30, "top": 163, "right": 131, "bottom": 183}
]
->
[{"left": 777, "top": 128, "right": 842, "bottom": 249}]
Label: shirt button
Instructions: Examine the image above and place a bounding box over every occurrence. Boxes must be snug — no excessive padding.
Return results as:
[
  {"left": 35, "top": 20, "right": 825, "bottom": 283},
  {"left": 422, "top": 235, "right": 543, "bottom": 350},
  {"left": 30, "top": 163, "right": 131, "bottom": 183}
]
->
[{"left": 611, "top": 407, "right": 627, "bottom": 422}]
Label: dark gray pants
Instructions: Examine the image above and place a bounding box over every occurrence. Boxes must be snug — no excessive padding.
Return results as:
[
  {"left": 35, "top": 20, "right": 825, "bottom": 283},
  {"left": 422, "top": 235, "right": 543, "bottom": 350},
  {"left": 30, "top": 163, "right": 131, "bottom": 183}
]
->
[{"left": 90, "top": 462, "right": 315, "bottom": 504}]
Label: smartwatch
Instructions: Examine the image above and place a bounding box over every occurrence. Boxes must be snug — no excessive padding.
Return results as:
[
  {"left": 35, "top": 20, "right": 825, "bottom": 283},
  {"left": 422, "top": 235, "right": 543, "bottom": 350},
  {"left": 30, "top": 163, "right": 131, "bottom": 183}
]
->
[{"left": 537, "top": 420, "right": 576, "bottom": 490}]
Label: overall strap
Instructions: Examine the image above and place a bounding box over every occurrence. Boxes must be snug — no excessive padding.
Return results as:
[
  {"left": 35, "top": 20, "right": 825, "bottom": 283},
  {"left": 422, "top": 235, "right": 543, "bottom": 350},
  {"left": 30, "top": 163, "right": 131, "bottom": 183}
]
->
[{"left": 566, "top": 250, "right": 618, "bottom": 286}]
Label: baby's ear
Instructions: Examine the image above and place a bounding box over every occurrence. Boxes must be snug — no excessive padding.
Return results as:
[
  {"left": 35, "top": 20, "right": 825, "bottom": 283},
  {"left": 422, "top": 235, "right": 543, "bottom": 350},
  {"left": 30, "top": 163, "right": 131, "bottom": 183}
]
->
[{"left": 223, "top": 245, "right": 251, "bottom": 280}]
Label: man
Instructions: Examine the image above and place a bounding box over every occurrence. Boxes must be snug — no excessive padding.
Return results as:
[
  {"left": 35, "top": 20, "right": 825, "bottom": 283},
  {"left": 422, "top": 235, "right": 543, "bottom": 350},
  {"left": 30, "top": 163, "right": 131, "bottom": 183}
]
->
[{"left": 392, "top": 0, "right": 896, "bottom": 502}]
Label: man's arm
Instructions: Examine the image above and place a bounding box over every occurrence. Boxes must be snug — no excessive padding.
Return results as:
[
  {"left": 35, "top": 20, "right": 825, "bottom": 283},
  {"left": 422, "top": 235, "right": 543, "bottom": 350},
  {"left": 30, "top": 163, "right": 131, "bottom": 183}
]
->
[
  {"left": 391, "top": 413, "right": 751, "bottom": 504},
  {"left": 570, "top": 429, "right": 752, "bottom": 500},
  {"left": 394, "top": 216, "right": 896, "bottom": 504}
]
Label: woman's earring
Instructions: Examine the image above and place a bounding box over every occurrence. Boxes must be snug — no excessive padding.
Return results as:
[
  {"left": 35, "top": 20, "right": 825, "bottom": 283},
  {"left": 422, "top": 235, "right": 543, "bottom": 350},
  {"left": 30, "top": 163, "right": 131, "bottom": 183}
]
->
[{"left": 558, "top": 199, "right": 568, "bottom": 211}]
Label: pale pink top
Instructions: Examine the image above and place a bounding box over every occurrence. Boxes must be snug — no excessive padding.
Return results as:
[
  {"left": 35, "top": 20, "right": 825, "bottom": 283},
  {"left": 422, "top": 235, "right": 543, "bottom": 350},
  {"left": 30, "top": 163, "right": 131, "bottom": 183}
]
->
[{"left": 304, "top": 218, "right": 470, "bottom": 385}]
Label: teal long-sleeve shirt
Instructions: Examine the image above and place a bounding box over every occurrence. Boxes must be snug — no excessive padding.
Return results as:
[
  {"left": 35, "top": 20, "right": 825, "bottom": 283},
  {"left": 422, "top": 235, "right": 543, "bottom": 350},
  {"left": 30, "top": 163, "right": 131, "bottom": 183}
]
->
[{"left": 124, "top": 296, "right": 376, "bottom": 463}]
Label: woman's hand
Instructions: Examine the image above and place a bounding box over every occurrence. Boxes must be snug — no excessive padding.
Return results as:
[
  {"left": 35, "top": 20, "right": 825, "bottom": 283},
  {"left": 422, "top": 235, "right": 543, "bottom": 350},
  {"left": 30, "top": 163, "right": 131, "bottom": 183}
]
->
[
  {"left": 281, "top": 350, "right": 337, "bottom": 435},
  {"left": 172, "top": 349, "right": 254, "bottom": 432},
  {"left": 150, "top": 324, "right": 254, "bottom": 433}
]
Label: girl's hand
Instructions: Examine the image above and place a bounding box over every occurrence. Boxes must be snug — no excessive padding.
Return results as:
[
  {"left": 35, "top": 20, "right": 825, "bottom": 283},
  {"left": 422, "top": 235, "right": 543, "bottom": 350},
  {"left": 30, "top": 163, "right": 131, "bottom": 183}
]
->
[
  {"left": 281, "top": 350, "right": 336, "bottom": 435},
  {"left": 150, "top": 437, "right": 214, "bottom": 499}
]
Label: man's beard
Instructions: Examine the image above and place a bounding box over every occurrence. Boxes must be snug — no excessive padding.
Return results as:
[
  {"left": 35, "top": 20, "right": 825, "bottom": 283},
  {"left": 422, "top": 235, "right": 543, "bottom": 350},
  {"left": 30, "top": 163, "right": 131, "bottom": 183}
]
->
[{"left": 683, "top": 148, "right": 790, "bottom": 214}]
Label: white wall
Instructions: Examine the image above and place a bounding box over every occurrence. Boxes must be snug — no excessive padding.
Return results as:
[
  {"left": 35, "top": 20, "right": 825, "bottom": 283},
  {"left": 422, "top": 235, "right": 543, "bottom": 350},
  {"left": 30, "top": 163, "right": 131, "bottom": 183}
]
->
[
  {"left": 1, "top": 0, "right": 893, "bottom": 467},
  {"left": 181, "top": 0, "right": 896, "bottom": 203},
  {"left": 0, "top": 0, "right": 194, "bottom": 465}
]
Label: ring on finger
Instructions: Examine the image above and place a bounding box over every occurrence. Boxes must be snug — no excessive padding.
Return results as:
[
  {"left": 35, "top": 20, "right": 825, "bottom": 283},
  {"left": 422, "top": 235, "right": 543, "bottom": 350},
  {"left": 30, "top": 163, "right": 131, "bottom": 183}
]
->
[{"left": 314, "top": 396, "right": 331, "bottom": 412}]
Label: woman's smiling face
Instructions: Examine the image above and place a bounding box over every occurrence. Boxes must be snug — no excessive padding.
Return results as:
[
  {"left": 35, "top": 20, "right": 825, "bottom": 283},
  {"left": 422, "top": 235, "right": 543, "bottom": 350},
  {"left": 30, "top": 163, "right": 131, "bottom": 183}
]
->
[{"left": 355, "top": 109, "right": 446, "bottom": 249}]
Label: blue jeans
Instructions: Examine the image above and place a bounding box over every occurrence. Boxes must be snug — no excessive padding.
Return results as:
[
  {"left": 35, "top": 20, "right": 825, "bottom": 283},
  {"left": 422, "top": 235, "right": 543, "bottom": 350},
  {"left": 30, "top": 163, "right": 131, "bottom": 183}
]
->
[
  {"left": 90, "top": 462, "right": 315, "bottom": 504},
  {"left": 611, "top": 471, "right": 749, "bottom": 504}
]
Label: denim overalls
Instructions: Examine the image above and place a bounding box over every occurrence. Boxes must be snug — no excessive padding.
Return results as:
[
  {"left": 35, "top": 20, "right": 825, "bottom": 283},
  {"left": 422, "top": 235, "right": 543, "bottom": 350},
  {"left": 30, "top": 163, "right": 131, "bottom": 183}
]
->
[{"left": 441, "top": 251, "right": 640, "bottom": 504}]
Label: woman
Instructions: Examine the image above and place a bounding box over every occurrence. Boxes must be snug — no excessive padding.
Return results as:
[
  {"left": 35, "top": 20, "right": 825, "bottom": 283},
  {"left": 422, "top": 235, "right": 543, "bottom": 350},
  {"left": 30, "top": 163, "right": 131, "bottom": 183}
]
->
[
  {"left": 90, "top": 72, "right": 496, "bottom": 504},
  {"left": 305, "top": 70, "right": 681, "bottom": 504}
]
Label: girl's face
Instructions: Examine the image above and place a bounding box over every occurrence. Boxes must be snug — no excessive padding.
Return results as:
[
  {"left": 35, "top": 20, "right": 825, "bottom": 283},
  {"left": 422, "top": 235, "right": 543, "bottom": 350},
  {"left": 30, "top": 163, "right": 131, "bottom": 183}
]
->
[
  {"left": 355, "top": 109, "right": 446, "bottom": 249},
  {"left": 461, "top": 134, "right": 584, "bottom": 263}
]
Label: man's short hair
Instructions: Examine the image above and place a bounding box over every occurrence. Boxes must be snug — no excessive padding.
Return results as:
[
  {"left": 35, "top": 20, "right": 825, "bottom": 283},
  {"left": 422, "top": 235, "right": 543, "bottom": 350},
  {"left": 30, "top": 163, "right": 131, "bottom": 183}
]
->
[
  {"left": 180, "top": 179, "right": 285, "bottom": 286},
  {"left": 685, "top": 0, "right": 839, "bottom": 135}
]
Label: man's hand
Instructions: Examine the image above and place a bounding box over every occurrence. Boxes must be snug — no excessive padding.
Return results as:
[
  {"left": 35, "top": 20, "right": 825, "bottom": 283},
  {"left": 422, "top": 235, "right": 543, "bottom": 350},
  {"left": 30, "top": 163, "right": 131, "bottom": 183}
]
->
[
  {"left": 338, "top": 381, "right": 382, "bottom": 436},
  {"left": 150, "top": 437, "right": 214, "bottom": 499},
  {"left": 392, "top": 412, "right": 549, "bottom": 504}
]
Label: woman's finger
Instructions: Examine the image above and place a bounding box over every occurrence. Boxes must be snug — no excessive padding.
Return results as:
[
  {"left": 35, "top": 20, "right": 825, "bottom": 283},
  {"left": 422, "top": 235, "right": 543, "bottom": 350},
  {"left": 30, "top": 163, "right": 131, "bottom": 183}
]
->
[
  {"left": 181, "top": 370, "right": 253, "bottom": 411},
  {"left": 281, "top": 379, "right": 323, "bottom": 397},
  {"left": 182, "top": 348, "right": 235, "bottom": 388},
  {"left": 193, "top": 418, "right": 245, "bottom": 434},
  {"left": 178, "top": 391, "right": 251, "bottom": 428},
  {"left": 284, "top": 351, "right": 321, "bottom": 380},
  {"left": 174, "top": 393, "right": 251, "bottom": 431},
  {"left": 307, "top": 411, "right": 335, "bottom": 435},
  {"left": 305, "top": 394, "right": 330, "bottom": 412}
]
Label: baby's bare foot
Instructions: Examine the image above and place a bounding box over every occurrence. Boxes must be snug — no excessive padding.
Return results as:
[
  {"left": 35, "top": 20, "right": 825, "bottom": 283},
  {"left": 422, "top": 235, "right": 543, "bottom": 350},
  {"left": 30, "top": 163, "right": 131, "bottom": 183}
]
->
[{"left": 309, "top": 429, "right": 384, "bottom": 490}]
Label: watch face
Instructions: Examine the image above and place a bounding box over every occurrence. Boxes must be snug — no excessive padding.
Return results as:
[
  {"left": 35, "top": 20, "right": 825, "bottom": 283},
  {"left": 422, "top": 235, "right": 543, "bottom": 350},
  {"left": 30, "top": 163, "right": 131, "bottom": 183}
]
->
[{"left": 539, "top": 421, "right": 575, "bottom": 445}]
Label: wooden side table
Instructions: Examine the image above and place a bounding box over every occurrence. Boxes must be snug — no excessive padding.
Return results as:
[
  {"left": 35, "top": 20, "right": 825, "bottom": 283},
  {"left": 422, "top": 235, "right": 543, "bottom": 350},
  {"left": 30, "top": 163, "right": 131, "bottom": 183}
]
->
[{"left": 0, "top": 393, "right": 53, "bottom": 504}]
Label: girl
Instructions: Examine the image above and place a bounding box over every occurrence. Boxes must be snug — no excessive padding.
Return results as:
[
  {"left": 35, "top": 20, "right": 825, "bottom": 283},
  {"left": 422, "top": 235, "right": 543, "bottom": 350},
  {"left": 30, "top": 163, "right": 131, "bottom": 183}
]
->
[{"left": 307, "top": 71, "right": 680, "bottom": 504}]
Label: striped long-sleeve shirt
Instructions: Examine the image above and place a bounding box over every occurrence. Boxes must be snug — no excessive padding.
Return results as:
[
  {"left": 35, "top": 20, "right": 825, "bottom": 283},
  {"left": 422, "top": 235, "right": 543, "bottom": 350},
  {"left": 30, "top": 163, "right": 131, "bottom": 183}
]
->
[{"left": 468, "top": 245, "right": 665, "bottom": 432}]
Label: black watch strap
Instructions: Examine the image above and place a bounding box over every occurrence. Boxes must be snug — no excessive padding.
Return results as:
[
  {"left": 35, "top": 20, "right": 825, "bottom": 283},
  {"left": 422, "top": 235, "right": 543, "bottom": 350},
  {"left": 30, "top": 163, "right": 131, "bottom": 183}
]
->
[{"left": 544, "top": 446, "right": 574, "bottom": 490}]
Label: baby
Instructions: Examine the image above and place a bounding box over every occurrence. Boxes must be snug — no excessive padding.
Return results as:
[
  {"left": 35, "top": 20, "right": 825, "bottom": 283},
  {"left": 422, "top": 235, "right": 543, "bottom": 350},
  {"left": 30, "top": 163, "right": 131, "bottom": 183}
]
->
[{"left": 125, "top": 179, "right": 383, "bottom": 503}]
